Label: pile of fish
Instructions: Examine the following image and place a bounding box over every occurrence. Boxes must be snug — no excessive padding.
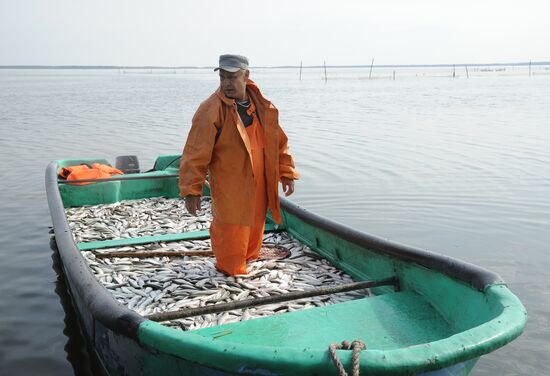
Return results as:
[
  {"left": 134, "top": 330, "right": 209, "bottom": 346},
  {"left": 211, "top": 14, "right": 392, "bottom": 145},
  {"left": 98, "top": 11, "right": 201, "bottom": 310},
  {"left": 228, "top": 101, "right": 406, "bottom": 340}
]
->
[
  {"left": 66, "top": 197, "right": 212, "bottom": 243},
  {"left": 68, "top": 198, "right": 369, "bottom": 331}
]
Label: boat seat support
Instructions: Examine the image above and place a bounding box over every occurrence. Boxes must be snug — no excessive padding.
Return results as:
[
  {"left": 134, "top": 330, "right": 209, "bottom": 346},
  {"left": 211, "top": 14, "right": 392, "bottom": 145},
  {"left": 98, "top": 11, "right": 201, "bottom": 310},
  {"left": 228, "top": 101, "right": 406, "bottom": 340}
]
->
[{"left": 146, "top": 277, "right": 398, "bottom": 322}]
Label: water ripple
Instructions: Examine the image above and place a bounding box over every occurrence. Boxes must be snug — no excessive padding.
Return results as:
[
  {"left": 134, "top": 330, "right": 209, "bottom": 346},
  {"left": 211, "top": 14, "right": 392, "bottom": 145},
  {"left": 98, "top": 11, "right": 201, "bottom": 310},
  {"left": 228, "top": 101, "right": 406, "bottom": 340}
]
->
[{"left": 1, "top": 68, "right": 549, "bottom": 375}]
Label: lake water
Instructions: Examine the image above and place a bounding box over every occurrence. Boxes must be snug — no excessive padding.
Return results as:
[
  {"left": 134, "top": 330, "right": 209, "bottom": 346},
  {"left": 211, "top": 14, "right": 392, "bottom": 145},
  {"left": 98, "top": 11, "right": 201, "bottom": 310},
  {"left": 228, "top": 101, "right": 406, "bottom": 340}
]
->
[{"left": 0, "top": 66, "right": 549, "bottom": 375}]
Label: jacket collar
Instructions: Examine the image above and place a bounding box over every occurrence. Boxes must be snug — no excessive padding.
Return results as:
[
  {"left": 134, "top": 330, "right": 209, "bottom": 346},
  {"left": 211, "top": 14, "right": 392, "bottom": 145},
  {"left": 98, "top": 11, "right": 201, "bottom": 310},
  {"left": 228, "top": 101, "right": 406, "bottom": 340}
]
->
[{"left": 215, "top": 79, "right": 271, "bottom": 107}]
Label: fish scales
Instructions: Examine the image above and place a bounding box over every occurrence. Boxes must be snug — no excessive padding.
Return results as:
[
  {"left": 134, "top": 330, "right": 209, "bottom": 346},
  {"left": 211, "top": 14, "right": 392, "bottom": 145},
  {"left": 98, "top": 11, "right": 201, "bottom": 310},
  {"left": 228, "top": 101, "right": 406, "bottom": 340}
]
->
[{"left": 73, "top": 198, "right": 369, "bottom": 332}]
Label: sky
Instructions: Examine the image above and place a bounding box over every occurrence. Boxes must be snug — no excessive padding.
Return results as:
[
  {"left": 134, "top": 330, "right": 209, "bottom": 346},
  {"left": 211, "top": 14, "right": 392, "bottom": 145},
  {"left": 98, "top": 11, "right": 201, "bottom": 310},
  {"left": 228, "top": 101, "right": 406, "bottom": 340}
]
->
[{"left": 1, "top": 0, "right": 549, "bottom": 67}]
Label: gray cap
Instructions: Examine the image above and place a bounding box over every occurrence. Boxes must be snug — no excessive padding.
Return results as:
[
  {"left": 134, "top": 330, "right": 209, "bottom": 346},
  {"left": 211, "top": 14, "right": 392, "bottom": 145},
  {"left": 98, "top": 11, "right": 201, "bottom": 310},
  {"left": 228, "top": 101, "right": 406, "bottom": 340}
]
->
[{"left": 214, "top": 54, "right": 249, "bottom": 72}]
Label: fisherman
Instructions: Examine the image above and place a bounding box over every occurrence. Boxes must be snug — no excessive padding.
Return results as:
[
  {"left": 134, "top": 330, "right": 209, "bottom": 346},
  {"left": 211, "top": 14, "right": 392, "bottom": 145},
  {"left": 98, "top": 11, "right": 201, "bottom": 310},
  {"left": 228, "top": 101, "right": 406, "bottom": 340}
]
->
[{"left": 179, "top": 54, "right": 299, "bottom": 276}]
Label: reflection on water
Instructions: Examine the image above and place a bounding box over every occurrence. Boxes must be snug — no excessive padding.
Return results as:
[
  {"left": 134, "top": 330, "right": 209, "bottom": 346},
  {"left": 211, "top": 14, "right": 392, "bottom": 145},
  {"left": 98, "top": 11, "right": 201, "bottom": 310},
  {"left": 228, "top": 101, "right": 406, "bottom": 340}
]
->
[
  {"left": 50, "top": 237, "right": 103, "bottom": 376},
  {"left": 0, "top": 67, "right": 549, "bottom": 375}
]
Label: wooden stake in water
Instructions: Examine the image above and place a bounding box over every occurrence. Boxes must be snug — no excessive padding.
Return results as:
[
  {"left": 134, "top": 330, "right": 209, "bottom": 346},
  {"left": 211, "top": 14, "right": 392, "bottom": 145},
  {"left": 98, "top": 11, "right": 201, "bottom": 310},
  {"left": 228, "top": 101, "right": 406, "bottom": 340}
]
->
[
  {"left": 529, "top": 60, "right": 532, "bottom": 77},
  {"left": 453, "top": 64, "right": 456, "bottom": 78},
  {"left": 465, "top": 65, "right": 469, "bottom": 79},
  {"left": 299, "top": 61, "right": 302, "bottom": 81},
  {"left": 393, "top": 70, "right": 395, "bottom": 80},
  {"left": 369, "top": 58, "right": 374, "bottom": 79},
  {"left": 324, "top": 61, "right": 328, "bottom": 83}
]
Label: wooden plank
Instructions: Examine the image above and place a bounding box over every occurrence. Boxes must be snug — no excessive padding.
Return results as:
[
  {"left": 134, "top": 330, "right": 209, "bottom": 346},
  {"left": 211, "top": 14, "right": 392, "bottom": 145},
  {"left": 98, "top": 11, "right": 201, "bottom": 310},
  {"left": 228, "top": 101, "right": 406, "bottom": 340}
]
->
[
  {"left": 58, "top": 174, "right": 179, "bottom": 184},
  {"left": 91, "top": 245, "right": 290, "bottom": 260},
  {"left": 146, "top": 277, "right": 398, "bottom": 322},
  {"left": 93, "top": 250, "right": 214, "bottom": 258},
  {"left": 77, "top": 223, "right": 282, "bottom": 251}
]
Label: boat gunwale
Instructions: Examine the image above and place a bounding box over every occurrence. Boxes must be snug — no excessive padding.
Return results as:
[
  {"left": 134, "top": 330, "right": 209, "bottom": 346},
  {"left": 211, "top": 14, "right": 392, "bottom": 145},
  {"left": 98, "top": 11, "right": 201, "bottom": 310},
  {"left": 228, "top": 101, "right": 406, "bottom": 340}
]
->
[
  {"left": 46, "top": 161, "right": 146, "bottom": 338},
  {"left": 279, "top": 197, "right": 504, "bottom": 292},
  {"left": 46, "top": 159, "right": 526, "bottom": 374},
  {"left": 138, "top": 292, "right": 525, "bottom": 376},
  {"left": 47, "top": 159, "right": 508, "bottom": 339}
]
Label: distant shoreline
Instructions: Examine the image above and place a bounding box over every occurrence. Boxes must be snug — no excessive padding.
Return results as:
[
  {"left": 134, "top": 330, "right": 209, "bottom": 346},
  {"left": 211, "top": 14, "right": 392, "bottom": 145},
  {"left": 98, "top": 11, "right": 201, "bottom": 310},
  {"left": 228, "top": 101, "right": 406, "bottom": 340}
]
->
[{"left": 1, "top": 61, "right": 549, "bottom": 69}]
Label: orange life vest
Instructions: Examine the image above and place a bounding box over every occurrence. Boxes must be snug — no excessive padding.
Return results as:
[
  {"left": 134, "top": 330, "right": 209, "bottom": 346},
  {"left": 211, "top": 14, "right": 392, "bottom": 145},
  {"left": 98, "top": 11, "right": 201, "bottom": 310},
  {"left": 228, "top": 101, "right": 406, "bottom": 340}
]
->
[
  {"left": 59, "top": 163, "right": 123, "bottom": 185},
  {"left": 90, "top": 163, "right": 124, "bottom": 176}
]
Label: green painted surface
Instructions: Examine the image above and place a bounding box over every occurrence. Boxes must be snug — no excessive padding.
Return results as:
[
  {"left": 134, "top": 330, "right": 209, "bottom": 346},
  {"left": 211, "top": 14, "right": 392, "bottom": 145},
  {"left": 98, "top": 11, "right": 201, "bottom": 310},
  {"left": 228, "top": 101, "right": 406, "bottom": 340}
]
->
[
  {"left": 57, "top": 156, "right": 190, "bottom": 208},
  {"left": 135, "top": 204, "right": 526, "bottom": 374},
  {"left": 195, "top": 291, "right": 453, "bottom": 350},
  {"left": 54, "top": 155, "right": 527, "bottom": 375},
  {"left": 281, "top": 208, "right": 399, "bottom": 296},
  {"left": 398, "top": 263, "right": 500, "bottom": 333},
  {"left": 77, "top": 223, "right": 281, "bottom": 251},
  {"left": 138, "top": 285, "right": 526, "bottom": 375},
  {"left": 151, "top": 154, "right": 182, "bottom": 171},
  {"left": 77, "top": 230, "right": 211, "bottom": 251}
]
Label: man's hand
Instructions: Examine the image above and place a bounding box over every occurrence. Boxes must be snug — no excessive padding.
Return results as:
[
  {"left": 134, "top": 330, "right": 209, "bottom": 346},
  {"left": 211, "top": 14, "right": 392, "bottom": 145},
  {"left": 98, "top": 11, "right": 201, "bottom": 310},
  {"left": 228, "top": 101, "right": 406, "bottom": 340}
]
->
[
  {"left": 185, "top": 195, "right": 201, "bottom": 216},
  {"left": 280, "top": 177, "right": 295, "bottom": 197}
]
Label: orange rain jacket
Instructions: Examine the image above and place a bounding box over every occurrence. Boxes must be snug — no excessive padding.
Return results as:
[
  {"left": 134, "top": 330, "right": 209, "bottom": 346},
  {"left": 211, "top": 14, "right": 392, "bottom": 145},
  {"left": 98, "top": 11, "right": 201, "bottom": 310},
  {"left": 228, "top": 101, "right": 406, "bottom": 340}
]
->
[{"left": 179, "top": 79, "right": 299, "bottom": 225}]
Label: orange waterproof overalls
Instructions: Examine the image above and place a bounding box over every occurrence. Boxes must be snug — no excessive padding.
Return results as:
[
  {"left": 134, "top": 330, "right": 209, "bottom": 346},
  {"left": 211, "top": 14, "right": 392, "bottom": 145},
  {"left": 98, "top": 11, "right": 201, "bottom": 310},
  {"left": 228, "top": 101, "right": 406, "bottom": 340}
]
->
[{"left": 210, "top": 99, "right": 267, "bottom": 275}]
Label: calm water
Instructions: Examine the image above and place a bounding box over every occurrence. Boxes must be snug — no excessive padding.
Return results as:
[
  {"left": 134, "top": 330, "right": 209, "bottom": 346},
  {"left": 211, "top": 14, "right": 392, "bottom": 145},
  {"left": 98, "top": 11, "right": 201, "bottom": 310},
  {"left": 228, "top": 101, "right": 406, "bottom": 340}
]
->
[{"left": 0, "top": 67, "right": 549, "bottom": 375}]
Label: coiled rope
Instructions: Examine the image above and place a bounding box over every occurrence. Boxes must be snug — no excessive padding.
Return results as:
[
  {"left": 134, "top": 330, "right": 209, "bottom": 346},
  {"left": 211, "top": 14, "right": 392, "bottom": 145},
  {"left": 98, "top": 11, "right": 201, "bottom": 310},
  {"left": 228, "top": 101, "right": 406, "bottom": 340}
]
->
[{"left": 328, "top": 339, "right": 367, "bottom": 376}]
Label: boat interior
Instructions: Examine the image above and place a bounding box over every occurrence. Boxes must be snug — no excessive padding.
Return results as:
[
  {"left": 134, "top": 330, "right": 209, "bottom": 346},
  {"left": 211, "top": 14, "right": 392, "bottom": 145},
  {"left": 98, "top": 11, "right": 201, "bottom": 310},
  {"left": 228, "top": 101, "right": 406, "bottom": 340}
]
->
[{"left": 55, "top": 155, "right": 518, "bottom": 356}]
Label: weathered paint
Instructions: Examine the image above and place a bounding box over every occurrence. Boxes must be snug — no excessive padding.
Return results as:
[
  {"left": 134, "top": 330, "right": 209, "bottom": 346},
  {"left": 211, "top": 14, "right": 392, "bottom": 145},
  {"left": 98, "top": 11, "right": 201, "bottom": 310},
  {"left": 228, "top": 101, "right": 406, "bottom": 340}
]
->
[
  {"left": 46, "top": 155, "right": 527, "bottom": 376},
  {"left": 77, "top": 223, "right": 282, "bottom": 251}
]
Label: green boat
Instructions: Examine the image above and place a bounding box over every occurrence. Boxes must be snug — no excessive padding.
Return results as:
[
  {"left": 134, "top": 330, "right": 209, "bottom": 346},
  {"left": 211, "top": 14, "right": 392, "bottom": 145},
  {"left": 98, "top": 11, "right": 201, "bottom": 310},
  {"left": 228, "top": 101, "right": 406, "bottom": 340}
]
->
[{"left": 46, "top": 155, "right": 526, "bottom": 376}]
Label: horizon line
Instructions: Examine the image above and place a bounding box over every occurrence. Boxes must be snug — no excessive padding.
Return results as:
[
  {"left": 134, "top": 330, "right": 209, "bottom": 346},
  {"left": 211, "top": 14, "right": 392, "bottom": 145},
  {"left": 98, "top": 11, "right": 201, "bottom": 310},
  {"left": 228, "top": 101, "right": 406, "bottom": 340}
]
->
[{"left": 1, "top": 60, "right": 549, "bottom": 70}]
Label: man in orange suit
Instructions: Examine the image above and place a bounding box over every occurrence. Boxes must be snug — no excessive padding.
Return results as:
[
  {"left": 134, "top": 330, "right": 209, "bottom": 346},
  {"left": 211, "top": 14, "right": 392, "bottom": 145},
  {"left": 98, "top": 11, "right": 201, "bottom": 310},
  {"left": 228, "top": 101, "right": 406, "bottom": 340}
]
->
[{"left": 179, "top": 54, "right": 299, "bottom": 276}]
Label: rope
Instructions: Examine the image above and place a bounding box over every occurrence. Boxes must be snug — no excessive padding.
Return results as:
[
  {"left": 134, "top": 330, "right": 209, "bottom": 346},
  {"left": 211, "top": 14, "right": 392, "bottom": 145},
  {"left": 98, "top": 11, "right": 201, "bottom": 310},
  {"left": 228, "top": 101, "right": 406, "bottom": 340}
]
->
[
  {"left": 351, "top": 340, "right": 366, "bottom": 376},
  {"left": 328, "top": 339, "right": 367, "bottom": 376}
]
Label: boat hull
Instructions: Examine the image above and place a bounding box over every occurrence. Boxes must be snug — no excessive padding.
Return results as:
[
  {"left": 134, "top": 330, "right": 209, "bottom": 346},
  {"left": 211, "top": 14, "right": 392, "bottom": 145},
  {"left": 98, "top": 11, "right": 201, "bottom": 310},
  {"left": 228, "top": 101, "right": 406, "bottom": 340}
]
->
[{"left": 46, "top": 157, "right": 526, "bottom": 375}]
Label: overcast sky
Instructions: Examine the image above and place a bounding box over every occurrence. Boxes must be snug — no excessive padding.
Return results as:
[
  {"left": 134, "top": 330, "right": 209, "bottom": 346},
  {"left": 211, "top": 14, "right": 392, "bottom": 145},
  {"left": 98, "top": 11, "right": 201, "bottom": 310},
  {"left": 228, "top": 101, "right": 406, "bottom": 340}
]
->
[{"left": 1, "top": 0, "right": 548, "bottom": 66}]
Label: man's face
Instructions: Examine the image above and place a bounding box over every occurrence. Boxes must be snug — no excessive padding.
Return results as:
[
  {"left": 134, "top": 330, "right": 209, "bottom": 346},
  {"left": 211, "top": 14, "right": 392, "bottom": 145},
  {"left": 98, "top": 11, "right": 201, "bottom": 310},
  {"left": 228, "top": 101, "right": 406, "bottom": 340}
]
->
[{"left": 219, "top": 69, "right": 249, "bottom": 100}]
